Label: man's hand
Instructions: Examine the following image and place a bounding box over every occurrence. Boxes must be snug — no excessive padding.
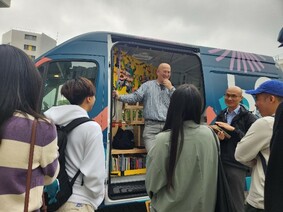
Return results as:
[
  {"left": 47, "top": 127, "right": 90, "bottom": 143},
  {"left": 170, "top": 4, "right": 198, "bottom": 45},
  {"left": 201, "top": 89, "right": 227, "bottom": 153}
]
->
[
  {"left": 217, "top": 131, "right": 225, "bottom": 140},
  {"left": 162, "top": 79, "right": 173, "bottom": 90},
  {"left": 215, "top": 121, "right": 235, "bottom": 131},
  {"left": 112, "top": 90, "right": 120, "bottom": 100}
]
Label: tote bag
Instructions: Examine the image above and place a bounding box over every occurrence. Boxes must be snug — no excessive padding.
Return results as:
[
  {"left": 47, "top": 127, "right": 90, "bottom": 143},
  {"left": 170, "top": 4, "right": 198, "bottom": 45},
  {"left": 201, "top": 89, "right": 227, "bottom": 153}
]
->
[{"left": 210, "top": 129, "right": 237, "bottom": 212}]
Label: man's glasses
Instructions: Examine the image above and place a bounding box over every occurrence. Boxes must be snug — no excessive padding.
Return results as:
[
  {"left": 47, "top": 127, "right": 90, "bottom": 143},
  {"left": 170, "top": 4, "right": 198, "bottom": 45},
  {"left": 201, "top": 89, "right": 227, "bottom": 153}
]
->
[{"left": 224, "top": 93, "right": 241, "bottom": 99}]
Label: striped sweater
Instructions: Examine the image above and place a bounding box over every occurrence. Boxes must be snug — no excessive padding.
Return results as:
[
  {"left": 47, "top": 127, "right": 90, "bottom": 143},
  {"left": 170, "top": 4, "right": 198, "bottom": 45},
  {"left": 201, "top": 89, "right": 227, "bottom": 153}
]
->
[{"left": 0, "top": 112, "right": 59, "bottom": 212}]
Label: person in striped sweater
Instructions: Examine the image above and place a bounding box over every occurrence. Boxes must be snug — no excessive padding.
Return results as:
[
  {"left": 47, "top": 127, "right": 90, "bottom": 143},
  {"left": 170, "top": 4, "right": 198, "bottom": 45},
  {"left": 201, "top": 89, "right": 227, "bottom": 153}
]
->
[{"left": 0, "top": 45, "right": 59, "bottom": 211}]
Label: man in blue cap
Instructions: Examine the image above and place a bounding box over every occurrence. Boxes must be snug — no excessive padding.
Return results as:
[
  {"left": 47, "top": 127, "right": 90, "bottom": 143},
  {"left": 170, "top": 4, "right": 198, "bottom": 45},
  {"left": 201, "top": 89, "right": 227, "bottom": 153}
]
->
[{"left": 235, "top": 79, "right": 283, "bottom": 211}]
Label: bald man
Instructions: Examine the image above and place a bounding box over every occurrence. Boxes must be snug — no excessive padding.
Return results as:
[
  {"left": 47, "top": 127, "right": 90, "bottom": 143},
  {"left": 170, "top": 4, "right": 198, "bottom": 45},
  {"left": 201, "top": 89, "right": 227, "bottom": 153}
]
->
[
  {"left": 113, "top": 63, "right": 175, "bottom": 152},
  {"left": 215, "top": 86, "right": 257, "bottom": 212}
]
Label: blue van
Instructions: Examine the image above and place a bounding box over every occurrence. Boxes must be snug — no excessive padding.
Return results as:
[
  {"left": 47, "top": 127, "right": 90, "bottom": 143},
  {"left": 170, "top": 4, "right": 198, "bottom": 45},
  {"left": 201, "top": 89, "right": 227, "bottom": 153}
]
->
[{"left": 35, "top": 31, "right": 283, "bottom": 210}]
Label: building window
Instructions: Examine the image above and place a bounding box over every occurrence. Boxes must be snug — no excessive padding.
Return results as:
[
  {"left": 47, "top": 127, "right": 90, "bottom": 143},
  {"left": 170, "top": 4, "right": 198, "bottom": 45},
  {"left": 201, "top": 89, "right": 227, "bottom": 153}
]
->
[
  {"left": 29, "top": 55, "right": 36, "bottom": 60},
  {"left": 24, "top": 44, "right": 36, "bottom": 51},
  {"left": 24, "top": 34, "right": 37, "bottom": 41}
]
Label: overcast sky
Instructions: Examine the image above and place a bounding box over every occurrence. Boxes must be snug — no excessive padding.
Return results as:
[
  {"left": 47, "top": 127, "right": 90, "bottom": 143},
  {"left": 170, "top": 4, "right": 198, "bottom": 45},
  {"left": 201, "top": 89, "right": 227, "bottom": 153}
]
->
[{"left": 1, "top": 0, "right": 283, "bottom": 57}]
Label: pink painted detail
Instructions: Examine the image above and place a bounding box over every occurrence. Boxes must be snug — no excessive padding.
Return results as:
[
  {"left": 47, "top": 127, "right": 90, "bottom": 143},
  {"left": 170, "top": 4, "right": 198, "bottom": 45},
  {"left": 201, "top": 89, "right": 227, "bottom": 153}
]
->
[
  {"left": 216, "top": 50, "right": 231, "bottom": 62},
  {"left": 35, "top": 57, "right": 52, "bottom": 67},
  {"left": 252, "top": 61, "right": 261, "bottom": 71},
  {"left": 206, "top": 106, "right": 217, "bottom": 125},
  {"left": 93, "top": 107, "right": 108, "bottom": 131},
  {"left": 208, "top": 48, "right": 266, "bottom": 72},
  {"left": 229, "top": 51, "right": 236, "bottom": 70},
  {"left": 237, "top": 51, "right": 241, "bottom": 71},
  {"left": 208, "top": 49, "right": 223, "bottom": 54},
  {"left": 249, "top": 54, "right": 264, "bottom": 69},
  {"left": 240, "top": 52, "right": 248, "bottom": 73},
  {"left": 244, "top": 53, "right": 255, "bottom": 72}
]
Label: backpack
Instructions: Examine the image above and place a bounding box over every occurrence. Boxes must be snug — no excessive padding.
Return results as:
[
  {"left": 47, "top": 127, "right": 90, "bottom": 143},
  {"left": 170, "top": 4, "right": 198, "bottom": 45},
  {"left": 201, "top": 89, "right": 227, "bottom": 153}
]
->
[{"left": 43, "top": 117, "right": 92, "bottom": 212}]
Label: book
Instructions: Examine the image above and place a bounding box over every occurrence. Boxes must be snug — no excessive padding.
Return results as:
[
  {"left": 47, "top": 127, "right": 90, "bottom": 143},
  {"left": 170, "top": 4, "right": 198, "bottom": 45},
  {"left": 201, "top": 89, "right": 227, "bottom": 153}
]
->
[{"left": 210, "top": 125, "right": 231, "bottom": 139}]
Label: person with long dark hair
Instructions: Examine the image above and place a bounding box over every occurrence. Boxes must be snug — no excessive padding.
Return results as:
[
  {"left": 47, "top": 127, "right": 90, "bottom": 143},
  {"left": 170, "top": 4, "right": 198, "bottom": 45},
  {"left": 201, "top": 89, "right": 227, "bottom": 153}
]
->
[
  {"left": 145, "top": 84, "right": 218, "bottom": 212},
  {"left": 0, "top": 44, "right": 59, "bottom": 211}
]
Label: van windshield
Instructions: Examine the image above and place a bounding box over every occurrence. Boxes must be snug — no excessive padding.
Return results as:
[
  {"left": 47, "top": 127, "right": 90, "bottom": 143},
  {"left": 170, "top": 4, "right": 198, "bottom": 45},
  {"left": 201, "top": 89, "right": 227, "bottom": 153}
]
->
[{"left": 40, "top": 61, "right": 98, "bottom": 112}]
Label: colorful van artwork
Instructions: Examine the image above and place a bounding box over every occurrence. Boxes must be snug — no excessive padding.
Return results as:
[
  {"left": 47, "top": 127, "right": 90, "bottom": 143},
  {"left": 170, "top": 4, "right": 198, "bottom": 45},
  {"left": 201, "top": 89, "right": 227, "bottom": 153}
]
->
[{"left": 35, "top": 31, "right": 283, "bottom": 211}]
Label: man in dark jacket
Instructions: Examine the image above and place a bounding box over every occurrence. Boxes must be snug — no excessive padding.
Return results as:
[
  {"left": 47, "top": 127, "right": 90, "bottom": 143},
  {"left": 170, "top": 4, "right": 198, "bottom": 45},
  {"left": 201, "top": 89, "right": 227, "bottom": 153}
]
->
[
  {"left": 264, "top": 102, "right": 283, "bottom": 212},
  {"left": 215, "top": 86, "right": 257, "bottom": 212},
  {"left": 264, "top": 27, "right": 283, "bottom": 212}
]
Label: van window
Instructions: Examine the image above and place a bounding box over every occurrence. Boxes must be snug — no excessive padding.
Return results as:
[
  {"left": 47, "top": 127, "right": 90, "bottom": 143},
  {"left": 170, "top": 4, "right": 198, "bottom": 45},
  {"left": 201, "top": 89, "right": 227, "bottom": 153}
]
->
[{"left": 40, "top": 61, "right": 98, "bottom": 112}]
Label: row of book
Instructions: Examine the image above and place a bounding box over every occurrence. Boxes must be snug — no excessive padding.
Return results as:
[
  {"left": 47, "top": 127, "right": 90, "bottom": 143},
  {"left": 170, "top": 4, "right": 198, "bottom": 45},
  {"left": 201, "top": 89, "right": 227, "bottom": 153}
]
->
[{"left": 111, "top": 154, "right": 146, "bottom": 172}]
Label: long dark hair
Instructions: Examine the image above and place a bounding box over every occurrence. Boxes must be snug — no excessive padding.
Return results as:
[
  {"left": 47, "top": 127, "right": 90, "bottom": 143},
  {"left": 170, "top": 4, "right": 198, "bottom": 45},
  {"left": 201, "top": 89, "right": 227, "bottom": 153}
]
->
[
  {"left": 163, "top": 84, "right": 202, "bottom": 189},
  {"left": 0, "top": 45, "right": 44, "bottom": 141}
]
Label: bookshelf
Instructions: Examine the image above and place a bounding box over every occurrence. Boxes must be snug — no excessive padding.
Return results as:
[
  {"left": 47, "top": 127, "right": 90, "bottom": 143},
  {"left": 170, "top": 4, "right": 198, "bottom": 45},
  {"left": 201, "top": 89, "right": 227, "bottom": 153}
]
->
[
  {"left": 111, "top": 149, "right": 147, "bottom": 176},
  {"left": 111, "top": 103, "right": 146, "bottom": 177},
  {"left": 112, "top": 148, "right": 147, "bottom": 155}
]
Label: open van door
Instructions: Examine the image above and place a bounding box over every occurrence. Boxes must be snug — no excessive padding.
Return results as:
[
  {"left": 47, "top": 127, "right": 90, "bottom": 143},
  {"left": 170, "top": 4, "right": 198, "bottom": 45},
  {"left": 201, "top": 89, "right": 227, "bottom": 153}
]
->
[{"left": 105, "top": 35, "right": 205, "bottom": 205}]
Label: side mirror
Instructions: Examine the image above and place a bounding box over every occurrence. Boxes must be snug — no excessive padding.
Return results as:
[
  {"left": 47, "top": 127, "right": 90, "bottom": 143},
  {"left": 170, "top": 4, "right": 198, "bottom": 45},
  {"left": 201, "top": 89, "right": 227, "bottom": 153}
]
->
[{"left": 278, "top": 28, "right": 283, "bottom": 48}]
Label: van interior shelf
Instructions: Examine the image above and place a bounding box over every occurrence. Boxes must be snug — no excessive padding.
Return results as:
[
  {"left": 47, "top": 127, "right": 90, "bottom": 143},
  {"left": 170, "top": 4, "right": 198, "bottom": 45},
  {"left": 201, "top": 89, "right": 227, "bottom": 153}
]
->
[{"left": 112, "top": 148, "right": 147, "bottom": 155}]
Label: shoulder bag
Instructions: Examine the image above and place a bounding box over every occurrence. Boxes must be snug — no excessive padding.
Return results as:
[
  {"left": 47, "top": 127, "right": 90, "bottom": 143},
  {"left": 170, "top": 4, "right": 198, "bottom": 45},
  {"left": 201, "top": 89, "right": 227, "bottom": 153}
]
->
[
  {"left": 210, "top": 129, "right": 237, "bottom": 212},
  {"left": 24, "top": 120, "right": 47, "bottom": 212}
]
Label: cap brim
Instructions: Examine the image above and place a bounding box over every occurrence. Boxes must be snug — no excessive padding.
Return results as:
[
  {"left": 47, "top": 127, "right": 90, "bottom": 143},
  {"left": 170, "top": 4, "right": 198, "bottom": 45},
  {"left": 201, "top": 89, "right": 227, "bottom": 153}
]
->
[
  {"left": 245, "top": 89, "right": 260, "bottom": 95},
  {"left": 279, "top": 43, "right": 283, "bottom": 48}
]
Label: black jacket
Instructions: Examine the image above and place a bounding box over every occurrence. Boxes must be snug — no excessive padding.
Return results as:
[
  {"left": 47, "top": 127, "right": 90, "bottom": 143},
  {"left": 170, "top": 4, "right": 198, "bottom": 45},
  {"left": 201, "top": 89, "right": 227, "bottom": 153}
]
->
[
  {"left": 216, "top": 105, "right": 257, "bottom": 169},
  {"left": 265, "top": 102, "right": 283, "bottom": 212}
]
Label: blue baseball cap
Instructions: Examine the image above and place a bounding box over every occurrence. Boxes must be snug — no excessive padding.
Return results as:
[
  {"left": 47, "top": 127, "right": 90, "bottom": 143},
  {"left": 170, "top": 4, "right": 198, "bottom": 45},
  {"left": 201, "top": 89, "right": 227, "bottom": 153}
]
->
[{"left": 246, "top": 80, "right": 283, "bottom": 97}]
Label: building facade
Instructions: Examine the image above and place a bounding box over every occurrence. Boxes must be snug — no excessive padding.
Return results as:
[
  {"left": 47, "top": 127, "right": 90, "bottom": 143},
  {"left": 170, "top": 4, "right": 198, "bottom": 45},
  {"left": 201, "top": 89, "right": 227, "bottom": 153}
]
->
[
  {"left": 0, "top": 0, "right": 10, "bottom": 7},
  {"left": 2, "top": 29, "right": 56, "bottom": 59}
]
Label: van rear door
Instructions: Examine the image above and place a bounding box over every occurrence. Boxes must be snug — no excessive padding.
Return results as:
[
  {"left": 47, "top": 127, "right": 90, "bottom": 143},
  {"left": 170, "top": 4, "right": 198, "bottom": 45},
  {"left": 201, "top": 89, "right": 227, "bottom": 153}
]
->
[{"left": 105, "top": 36, "right": 205, "bottom": 205}]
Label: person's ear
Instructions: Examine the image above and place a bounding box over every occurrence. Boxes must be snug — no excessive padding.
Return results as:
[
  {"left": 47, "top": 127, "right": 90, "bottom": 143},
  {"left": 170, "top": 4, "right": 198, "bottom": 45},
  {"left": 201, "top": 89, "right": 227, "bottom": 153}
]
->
[
  {"left": 86, "top": 96, "right": 92, "bottom": 103},
  {"left": 269, "top": 95, "right": 276, "bottom": 103}
]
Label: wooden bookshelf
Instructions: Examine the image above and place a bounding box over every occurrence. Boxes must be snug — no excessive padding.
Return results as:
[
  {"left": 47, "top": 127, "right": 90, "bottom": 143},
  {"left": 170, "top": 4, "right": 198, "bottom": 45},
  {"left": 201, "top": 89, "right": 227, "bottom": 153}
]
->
[
  {"left": 111, "top": 168, "right": 146, "bottom": 176},
  {"left": 124, "top": 103, "right": 144, "bottom": 125},
  {"left": 112, "top": 148, "right": 147, "bottom": 155}
]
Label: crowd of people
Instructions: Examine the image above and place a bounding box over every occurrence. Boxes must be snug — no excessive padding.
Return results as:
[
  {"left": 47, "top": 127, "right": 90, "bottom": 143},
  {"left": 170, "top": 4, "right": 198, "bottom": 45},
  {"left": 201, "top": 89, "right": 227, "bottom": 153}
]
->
[{"left": 0, "top": 27, "right": 282, "bottom": 212}]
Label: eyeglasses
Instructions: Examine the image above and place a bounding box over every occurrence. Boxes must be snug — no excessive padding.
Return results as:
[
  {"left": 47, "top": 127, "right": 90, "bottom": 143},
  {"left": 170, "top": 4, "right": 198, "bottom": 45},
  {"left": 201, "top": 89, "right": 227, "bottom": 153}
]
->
[{"left": 224, "top": 93, "right": 241, "bottom": 99}]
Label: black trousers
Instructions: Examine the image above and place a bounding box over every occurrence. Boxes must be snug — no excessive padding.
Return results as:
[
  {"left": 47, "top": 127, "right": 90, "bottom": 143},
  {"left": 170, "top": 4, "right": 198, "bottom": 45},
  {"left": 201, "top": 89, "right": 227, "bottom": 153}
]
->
[{"left": 223, "top": 163, "right": 246, "bottom": 212}]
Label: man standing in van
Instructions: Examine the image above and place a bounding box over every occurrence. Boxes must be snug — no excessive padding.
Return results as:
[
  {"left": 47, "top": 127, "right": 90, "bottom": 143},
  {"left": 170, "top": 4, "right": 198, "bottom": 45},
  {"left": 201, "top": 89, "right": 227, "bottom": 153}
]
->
[
  {"left": 113, "top": 63, "right": 175, "bottom": 152},
  {"left": 215, "top": 86, "right": 257, "bottom": 212}
]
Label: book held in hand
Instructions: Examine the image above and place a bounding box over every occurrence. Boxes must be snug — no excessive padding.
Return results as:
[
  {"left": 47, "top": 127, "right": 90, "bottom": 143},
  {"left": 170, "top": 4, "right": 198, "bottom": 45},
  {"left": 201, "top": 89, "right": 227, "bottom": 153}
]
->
[{"left": 210, "top": 125, "right": 231, "bottom": 139}]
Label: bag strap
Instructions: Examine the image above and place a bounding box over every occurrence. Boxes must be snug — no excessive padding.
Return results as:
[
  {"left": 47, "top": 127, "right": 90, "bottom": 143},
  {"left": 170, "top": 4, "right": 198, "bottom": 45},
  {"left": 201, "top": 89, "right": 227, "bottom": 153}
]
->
[
  {"left": 209, "top": 128, "right": 220, "bottom": 155},
  {"left": 258, "top": 152, "right": 267, "bottom": 175},
  {"left": 62, "top": 117, "right": 92, "bottom": 133},
  {"left": 63, "top": 117, "right": 91, "bottom": 186},
  {"left": 24, "top": 120, "right": 37, "bottom": 212},
  {"left": 70, "top": 169, "right": 82, "bottom": 186}
]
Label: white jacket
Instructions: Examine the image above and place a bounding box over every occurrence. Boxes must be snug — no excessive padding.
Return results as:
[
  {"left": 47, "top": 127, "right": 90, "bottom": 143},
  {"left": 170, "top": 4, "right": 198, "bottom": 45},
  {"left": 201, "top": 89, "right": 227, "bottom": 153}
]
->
[
  {"left": 235, "top": 116, "right": 273, "bottom": 209},
  {"left": 45, "top": 105, "right": 105, "bottom": 209}
]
